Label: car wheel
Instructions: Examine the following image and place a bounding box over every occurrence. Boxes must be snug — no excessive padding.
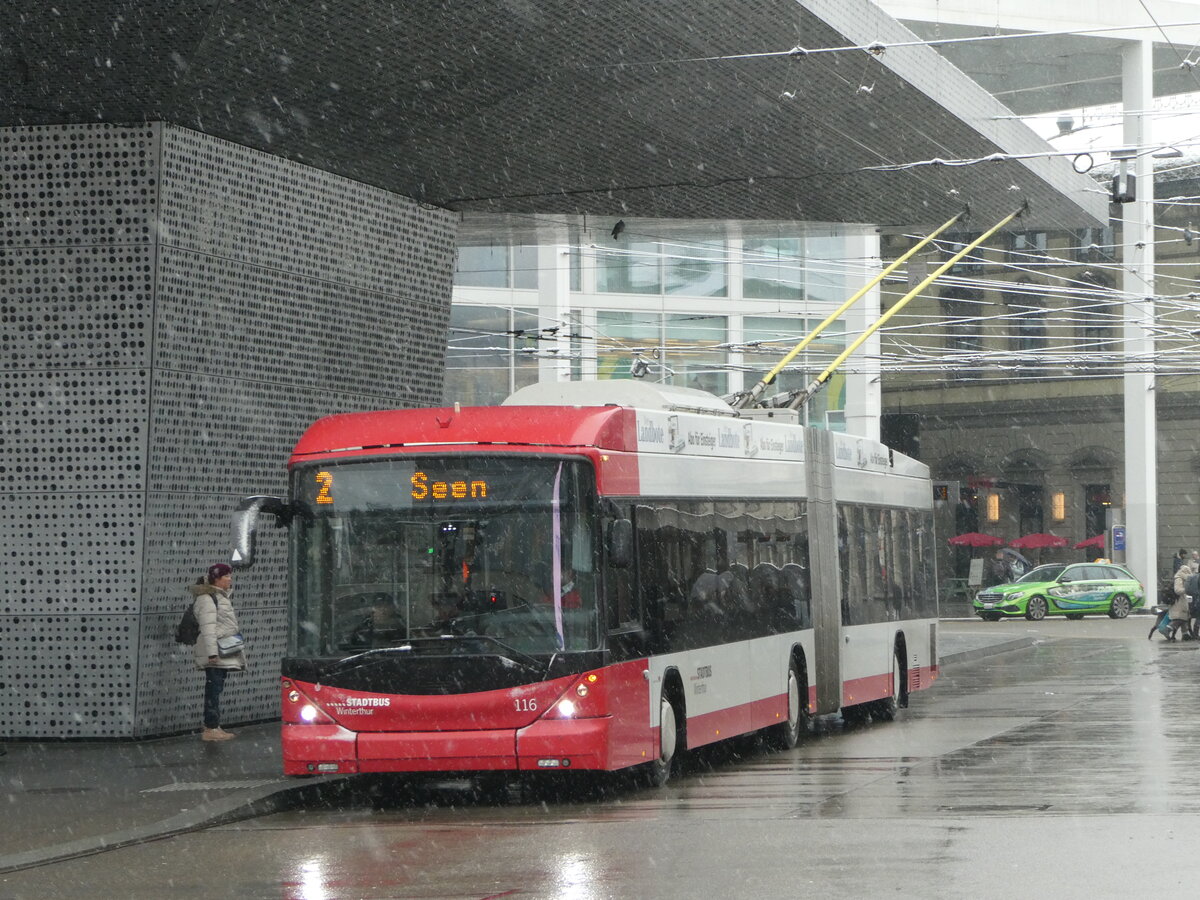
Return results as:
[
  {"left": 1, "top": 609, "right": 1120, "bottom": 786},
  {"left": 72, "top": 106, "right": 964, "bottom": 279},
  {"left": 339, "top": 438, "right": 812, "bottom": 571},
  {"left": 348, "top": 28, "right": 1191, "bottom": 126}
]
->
[
  {"left": 1065, "top": 614, "right": 1084, "bottom": 620},
  {"left": 1108, "top": 594, "right": 1131, "bottom": 619},
  {"left": 1025, "top": 596, "right": 1048, "bottom": 621}
]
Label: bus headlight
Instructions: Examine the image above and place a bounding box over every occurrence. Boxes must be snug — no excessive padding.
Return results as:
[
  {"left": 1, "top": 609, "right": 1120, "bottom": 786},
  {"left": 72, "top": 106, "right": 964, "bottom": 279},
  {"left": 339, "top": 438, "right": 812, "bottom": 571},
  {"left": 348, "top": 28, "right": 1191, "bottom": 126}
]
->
[{"left": 300, "top": 704, "right": 321, "bottom": 723}]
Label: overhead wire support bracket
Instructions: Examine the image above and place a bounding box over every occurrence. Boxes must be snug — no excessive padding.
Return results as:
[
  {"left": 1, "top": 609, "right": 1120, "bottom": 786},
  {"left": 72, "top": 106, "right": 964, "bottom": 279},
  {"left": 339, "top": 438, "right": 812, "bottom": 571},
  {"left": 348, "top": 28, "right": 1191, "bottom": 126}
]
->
[
  {"left": 788, "top": 203, "right": 1027, "bottom": 410},
  {"left": 731, "top": 207, "right": 968, "bottom": 410}
]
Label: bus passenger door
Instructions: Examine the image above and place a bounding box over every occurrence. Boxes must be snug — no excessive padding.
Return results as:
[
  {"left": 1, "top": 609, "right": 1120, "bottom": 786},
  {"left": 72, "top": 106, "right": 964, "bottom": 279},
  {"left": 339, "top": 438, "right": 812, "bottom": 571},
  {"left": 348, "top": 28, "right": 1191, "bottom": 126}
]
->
[{"left": 604, "top": 509, "right": 654, "bottom": 769}]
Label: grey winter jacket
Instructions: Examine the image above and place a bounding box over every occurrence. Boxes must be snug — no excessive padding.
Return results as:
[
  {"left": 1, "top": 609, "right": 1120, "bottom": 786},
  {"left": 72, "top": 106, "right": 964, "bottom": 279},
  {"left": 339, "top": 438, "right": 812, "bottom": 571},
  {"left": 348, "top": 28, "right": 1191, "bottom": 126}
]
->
[{"left": 189, "top": 583, "right": 247, "bottom": 670}]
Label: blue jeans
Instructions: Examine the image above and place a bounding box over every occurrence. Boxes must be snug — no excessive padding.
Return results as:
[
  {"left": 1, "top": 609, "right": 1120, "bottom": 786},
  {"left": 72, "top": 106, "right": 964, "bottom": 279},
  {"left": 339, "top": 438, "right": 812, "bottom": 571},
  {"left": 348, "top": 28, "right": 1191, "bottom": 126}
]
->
[{"left": 203, "top": 667, "right": 228, "bottom": 729}]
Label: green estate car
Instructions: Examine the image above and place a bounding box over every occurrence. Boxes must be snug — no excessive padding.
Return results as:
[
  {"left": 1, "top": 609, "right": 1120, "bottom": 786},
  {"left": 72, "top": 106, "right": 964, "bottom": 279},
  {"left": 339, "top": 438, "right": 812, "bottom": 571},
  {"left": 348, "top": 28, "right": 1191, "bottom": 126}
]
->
[{"left": 973, "top": 562, "right": 1145, "bottom": 621}]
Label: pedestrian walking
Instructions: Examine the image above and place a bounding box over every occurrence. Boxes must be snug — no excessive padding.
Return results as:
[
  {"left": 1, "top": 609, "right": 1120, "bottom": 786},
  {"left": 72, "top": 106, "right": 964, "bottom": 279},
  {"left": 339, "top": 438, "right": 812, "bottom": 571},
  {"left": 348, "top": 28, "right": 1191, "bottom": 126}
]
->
[
  {"left": 1163, "top": 548, "right": 1189, "bottom": 605},
  {"left": 1168, "top": 554, "right": 1198, "bottom": 641},
  {"left": 189, "top": 562, "right": 246, "bottom": 741}
]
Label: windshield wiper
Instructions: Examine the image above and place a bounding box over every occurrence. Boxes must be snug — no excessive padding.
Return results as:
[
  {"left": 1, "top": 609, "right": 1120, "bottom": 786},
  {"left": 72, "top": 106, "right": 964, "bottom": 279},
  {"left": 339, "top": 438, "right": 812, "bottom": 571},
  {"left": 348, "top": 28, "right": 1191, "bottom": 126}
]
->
[{"left": 331, "top": 635, "right": 542, "bottom": 674}]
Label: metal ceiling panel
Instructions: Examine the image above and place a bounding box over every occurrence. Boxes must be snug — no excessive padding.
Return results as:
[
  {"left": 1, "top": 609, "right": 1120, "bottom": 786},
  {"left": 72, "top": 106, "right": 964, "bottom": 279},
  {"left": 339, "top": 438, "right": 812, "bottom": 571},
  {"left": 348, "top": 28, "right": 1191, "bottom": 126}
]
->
[{"left": 0, "top": 0, "right": 1105, "bottom": 229}]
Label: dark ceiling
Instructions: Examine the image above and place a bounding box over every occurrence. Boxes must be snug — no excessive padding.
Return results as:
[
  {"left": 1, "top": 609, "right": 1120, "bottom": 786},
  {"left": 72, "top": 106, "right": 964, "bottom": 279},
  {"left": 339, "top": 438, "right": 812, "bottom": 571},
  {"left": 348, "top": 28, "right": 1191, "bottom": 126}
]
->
[{"left": 1, "top": 0, "right": 1105, "bottom": 229}]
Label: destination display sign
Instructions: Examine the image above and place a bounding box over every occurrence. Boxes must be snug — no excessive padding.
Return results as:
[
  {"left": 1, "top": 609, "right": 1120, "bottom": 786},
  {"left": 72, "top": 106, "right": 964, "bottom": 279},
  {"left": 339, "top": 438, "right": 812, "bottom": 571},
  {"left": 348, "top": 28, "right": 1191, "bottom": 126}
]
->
[{"left": 295, "top": 458, "right": 573, "bottom": 511}]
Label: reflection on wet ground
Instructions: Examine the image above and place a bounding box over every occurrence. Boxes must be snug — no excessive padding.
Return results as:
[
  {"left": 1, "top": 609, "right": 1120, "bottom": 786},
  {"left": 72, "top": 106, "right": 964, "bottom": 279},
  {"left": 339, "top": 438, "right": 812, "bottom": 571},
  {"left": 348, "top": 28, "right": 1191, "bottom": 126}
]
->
[
  {"left": 292, "top": 624, "right": 1188, "bottom": 823},
  {"left": 7, "top": 619, "right": 1200, "bottom": 899}
]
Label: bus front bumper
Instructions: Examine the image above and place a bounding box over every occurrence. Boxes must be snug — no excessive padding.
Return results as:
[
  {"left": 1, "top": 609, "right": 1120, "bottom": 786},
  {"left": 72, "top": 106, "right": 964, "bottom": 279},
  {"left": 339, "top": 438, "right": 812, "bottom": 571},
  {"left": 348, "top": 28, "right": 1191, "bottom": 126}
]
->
[{"left": 282, "top": 718, "right": 612, "bottom": 776}]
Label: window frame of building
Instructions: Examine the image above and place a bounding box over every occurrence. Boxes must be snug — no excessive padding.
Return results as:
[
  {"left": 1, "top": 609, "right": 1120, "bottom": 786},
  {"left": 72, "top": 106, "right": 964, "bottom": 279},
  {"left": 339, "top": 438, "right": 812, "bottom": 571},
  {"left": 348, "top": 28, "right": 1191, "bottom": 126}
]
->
[
  {"left": 1006, "top": 230, "right": 1049, "bottom": 264},
  {"left": 937, "top": 233, "right": 985, "bottom": 275},
  {"left": 1003, "top": 278, "right": 1048, "bottom": 372},
  {"left": 1071, "top": 227, "right": 1116, "bottom": 263},
  {"left": 1075, "top": 269, "right": 1117, "bottom": 348},
  {"left": 939, "top": 286, "right": 985, "bottom": 380}
]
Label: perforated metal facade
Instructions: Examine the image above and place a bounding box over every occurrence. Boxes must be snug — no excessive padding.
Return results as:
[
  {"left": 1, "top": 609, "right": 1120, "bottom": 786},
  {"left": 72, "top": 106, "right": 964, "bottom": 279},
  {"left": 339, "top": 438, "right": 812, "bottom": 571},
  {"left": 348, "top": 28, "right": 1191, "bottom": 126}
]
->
[{"left": 1, "top": 122, "right": 456, "bottom": 738}]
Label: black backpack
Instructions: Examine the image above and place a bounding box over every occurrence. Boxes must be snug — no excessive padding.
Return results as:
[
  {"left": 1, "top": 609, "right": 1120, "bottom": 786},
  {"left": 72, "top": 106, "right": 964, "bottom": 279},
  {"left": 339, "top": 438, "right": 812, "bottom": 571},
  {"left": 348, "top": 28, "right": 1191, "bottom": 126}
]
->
[{"left": 175, "top": 594, "right": 217, "bottom": 645}]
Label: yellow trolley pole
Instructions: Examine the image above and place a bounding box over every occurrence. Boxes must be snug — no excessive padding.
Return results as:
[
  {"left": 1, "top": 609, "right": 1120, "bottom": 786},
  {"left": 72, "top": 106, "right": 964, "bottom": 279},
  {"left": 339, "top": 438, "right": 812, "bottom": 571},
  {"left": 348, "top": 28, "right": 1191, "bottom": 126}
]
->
[
  {"left": 733, "top": 209, "right": 966, "bottom": 409},
  {"left": 789, "top": 204, "right": 1026, "bottom": 410}
]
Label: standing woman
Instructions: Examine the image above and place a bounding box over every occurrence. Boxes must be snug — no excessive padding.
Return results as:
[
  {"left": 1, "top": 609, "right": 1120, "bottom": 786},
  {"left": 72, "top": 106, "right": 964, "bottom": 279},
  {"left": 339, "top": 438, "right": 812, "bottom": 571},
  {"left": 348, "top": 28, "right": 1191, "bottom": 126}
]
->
[{"left": 190, "top": 563, "right": 247, "bottom": 741}]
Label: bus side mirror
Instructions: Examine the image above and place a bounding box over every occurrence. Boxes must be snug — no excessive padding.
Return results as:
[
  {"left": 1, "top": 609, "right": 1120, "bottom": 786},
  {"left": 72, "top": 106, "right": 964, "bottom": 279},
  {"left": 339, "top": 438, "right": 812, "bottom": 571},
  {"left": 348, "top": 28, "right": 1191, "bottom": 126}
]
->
[
  {"left": 608, "top": 518, "right": 633, "bottom": 569},
  {"left": 231, "top": 495, "right": 292, "bottom": 569}
]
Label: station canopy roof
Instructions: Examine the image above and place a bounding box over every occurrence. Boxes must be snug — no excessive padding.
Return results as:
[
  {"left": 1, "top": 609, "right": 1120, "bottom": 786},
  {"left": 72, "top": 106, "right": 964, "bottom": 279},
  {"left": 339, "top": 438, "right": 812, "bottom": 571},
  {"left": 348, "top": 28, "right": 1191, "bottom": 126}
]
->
[
  {"left": 1, "top": 0, "right": 1106, "bottom": 231},
  {"left": 880, "top": 0, "right": 1200, "bottom": 115}
]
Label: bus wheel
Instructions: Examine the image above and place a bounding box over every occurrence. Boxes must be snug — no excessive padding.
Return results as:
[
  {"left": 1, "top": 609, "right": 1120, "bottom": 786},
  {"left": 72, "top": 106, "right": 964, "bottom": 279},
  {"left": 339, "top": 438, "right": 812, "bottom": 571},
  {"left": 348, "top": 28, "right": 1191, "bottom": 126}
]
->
[
  {"left": 644, "top": 695, "right": 679, "bottom": 787},
  {"left": 767, "top": 660, "right": 807, "bottom": 750},
  {"left": 872, "top": 650, "right": 903, "bottom": 722}
]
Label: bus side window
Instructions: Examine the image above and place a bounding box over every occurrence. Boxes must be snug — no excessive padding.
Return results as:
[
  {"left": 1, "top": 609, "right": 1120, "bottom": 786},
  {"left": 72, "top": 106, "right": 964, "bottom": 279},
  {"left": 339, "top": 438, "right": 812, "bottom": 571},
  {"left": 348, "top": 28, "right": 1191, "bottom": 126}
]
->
[
  {"left": 605, "top": 536, "right": 638, "bottom": 632},
  {"left": 783, "top": 563, "right": 810, "bottom": 629}
]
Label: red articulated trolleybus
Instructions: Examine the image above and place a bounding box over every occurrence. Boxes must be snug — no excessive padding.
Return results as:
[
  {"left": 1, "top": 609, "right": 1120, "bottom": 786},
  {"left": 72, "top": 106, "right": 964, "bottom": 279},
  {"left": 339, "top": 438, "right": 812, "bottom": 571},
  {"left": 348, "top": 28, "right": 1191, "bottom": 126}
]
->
[{"left": 232, "top": 380, "right": 939, "bottom": 785}]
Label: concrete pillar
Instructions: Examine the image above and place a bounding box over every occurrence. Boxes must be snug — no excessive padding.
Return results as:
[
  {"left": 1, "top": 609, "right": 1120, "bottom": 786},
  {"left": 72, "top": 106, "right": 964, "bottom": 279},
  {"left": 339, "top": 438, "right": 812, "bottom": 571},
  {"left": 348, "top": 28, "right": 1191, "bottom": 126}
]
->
[
  {"left": 1121, "top": 39, "right": 1158, "bottom": 591},
  {"left": 844, "top": 230, "right": 882, "bottom": 440}
]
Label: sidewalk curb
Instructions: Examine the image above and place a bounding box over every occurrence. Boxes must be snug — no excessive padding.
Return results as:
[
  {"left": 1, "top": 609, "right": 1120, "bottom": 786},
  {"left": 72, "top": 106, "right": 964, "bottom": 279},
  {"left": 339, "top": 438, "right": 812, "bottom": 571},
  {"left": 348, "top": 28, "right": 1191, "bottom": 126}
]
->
[
  {"left": 0, "top": 779, "right": 344, "bottom": 875},
  {"left": 939, "top": 635, "right": 1038, "bottom": 667}
]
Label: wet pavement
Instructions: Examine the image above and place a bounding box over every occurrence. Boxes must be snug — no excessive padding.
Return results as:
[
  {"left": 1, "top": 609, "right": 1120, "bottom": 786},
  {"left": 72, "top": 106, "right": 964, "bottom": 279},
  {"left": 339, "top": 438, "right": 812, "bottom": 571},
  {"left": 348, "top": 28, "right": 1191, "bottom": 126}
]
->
[
  {"left": 0, "top": 621, "right": 1019, "bottom": 875},
  {"left": 2, "top": 618, "right": 1189, "bottom": 898}
]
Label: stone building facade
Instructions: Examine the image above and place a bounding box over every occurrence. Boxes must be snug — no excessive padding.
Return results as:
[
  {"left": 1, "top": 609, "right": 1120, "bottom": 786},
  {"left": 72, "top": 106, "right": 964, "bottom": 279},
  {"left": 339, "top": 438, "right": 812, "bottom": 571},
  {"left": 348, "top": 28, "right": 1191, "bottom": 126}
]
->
[{"left": 880, "top": 176, "right": 1200, "bottom": 593}]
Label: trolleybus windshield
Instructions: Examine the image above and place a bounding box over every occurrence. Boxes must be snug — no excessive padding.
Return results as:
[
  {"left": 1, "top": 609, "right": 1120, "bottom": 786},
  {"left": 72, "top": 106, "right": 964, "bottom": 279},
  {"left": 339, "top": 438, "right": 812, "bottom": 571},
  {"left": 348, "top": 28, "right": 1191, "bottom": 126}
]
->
[{"left": 290, "top": 456, "right": 600, "bottom": 658}]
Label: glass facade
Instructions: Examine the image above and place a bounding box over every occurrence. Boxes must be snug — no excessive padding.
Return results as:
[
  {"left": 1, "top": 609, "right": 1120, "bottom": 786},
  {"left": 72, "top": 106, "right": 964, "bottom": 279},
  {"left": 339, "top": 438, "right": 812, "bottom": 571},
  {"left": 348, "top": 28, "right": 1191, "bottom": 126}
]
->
[
  {"left": 596, "top": 238, "right": 663, "bottom": 294},
  {"left": 594, "top": 311, "right": 661, "bottom": 382},
  {"left": 743, "top": 316, "right": 846, "bottom": 429},
  {"left": 445, "top": 222, "right": 864, "bottom": 430},
  {"left": 664, "top": 240, "right": 728, "bottom": 297},
  {"left": 455, "top": 244, "right": 510, "bottom": 289},
  {"left": 443, "top": 306, "right": 539, "bottom": 406},
  {"left": 743, "top": 237, "right": 804, "bottom": 301}
]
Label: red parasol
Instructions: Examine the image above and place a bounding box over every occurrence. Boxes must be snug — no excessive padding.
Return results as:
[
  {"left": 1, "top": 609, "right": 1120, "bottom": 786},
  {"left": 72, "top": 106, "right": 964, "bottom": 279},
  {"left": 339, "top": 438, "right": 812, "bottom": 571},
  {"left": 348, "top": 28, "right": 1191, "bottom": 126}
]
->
[
  {"left": 1009, "top": 532, "right": 1070, "bottom": 550},
  {"left": 947, "top": 532, "right": 1004, "bottom": 548},
  {"left": 1073, "top": 534, "right": 1106, "bottom": 550}
]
